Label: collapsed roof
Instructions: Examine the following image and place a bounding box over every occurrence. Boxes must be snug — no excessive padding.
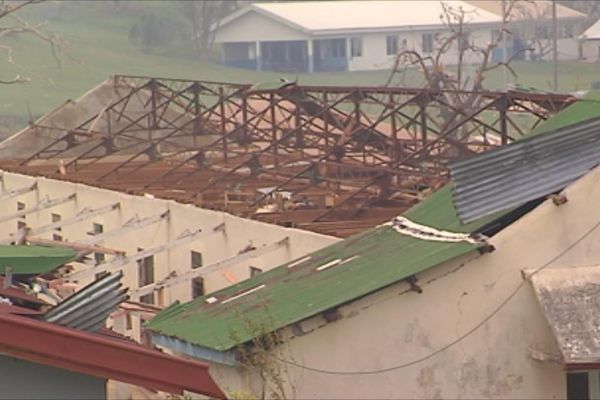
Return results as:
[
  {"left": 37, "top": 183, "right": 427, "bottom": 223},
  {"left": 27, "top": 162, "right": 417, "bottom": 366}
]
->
[{"left": 0, "top": 75, "right": 574, "bottom": 237}]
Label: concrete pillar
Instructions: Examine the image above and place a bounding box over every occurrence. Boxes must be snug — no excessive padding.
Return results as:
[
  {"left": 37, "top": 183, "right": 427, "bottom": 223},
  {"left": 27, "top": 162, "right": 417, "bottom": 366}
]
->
[
  {"left": 346, "top": 37, "right": 351, "bottom": 72},
  {"left": 255, "top": 41, "right": 262, "bottom": 71},
  {"left": 307, "top": 38, "right": 314, "bottom": 73}
]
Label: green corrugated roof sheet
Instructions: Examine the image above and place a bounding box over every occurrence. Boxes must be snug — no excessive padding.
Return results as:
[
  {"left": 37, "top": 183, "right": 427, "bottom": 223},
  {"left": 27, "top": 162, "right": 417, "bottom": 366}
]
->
[
  {"left": 527, "top": 91, "right": 600, "bottom": 137},
  {"left": 146, "top": 186, "right": 494, "bottom": 352},
  {"left": 147, "top": 93, "right": 595, "bottom": 352},
  {"left": 0, "top": 245, "right": 76, "bottom": 275}
]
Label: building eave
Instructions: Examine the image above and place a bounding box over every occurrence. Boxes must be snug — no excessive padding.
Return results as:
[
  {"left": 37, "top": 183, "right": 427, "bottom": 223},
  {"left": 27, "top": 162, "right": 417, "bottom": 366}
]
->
[{"left": 0, "top": 312, "right": 226, "bottom": 398}]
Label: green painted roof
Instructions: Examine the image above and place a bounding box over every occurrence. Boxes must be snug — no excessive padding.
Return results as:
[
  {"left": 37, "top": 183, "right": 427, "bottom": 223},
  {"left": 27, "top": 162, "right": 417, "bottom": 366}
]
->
[
  {"left": 0, "top": 245, "right": 76, "bottom": 275},
  {"left": 147, "top": 94, "right": 596, "bottom": 352},
  {"left": 147, "top": 186, "right": 494, "bottom": 351},
  {"left": 527, "top": 91, "right": 600, "bottom": 137}
]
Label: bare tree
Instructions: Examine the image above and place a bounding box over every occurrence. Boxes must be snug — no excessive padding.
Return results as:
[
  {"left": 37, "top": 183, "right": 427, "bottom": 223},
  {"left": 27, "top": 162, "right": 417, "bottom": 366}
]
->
[
  {"left": 0, "top": 0, "right": 67, "bottom": 84},
  {"left": 179, "top": 0, "right": 244, "bottom": 59},
  {"left": 511, "top": 1, "right": 554, "bottom": 61},
  {"left": 385, "top": 1, "right": 527, "bottom": 144}
]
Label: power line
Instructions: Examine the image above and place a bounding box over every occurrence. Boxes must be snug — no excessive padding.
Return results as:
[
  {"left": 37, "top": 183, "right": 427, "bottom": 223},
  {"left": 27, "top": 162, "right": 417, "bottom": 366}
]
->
[{"left": 273, "top": 213, "right": 600, "bottom": 375}]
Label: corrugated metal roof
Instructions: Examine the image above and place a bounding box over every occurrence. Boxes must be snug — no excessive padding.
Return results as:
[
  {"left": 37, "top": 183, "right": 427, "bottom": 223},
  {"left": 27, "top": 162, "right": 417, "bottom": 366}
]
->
[
  {"left": 0, "top": 245, "right": 76, "bottom": 275},
  {"left": 530, "top": 266, "right": 600, "bottom": 364},
  {"left": 43, "top": 271, "right": 127, "bottom": 332},
  {"left": 146, "top": 185, "right": 499, "bottom": 351},
  {"left": 220, "top": 1, "right": 501, "bottom": 35},
  {"left": 450, "top": 116, "right": 600, "bottom": 223}
]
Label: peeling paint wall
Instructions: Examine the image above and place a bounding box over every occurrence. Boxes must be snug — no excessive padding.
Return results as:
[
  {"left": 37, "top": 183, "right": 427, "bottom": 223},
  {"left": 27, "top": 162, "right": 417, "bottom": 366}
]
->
[{"left": 210, "top": 166, "right": 600, "bottom": 399}]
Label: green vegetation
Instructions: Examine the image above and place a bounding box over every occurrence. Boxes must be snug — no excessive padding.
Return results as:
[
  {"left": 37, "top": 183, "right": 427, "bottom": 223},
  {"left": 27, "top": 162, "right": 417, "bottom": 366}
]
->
[{"left": 1, "top": 1, "right": 600, "bottom": 136}]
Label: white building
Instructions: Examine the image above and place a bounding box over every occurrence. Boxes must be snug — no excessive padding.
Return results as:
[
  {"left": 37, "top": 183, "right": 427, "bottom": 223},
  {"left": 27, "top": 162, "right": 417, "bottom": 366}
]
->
[
  {"left": 212, "top": 0, "right": 586, "bottom": 73},
  {"left": 580, "top": 18, "right": 600, "bottom": 62},
  {"left": 212, "top": 0, "right": 501, "bottom": 72},
  {"left": 467, "top": 0, "right": 586, "bottom": 61}
]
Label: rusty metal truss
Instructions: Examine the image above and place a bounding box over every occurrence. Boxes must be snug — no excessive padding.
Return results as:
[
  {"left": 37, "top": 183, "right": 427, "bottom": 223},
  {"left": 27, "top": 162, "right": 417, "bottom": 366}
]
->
[{"left": 3, "top": 75, "right": 575, "bottom": 237}]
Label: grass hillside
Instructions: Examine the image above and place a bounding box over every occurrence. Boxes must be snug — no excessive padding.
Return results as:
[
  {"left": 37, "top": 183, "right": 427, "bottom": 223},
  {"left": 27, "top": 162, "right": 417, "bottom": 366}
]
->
[{"left": 1, "top": 1, "right": 599, "bottom": 136}]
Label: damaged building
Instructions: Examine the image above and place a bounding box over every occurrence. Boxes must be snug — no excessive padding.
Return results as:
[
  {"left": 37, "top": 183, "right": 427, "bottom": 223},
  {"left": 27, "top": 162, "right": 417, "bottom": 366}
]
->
[
  {"left": 0, "top": 246, "right": 224, "bottom": 399},
  {"left": 0, "top": 74, "right": 582, "bottom": 398},
  {"left": 144, "top": 92, "right": 600, "bottom": 399}
]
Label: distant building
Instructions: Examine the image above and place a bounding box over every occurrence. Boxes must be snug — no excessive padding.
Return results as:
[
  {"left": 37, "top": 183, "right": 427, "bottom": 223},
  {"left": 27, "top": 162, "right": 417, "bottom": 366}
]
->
[
  {"left": 580, "top": 18, "right": 600, "bottom": 62},
  {"left": 211, "top": 0, "right": 586, "bottom": 73},
  {"left": 212, "top": 0, "right": 502, "bottom": 72},
  {"left": 466, "top": 0, "right": 586, "bottom": 61}
]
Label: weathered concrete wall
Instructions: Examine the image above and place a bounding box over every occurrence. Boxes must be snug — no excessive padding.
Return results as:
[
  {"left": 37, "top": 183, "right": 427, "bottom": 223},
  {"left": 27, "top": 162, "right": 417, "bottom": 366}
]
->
[
  {"left": 0, "top": 354, "right": 106, "bottom": 399},
  {"left": 0, "top": 171, "right": 339, "bottom": 339},
  {"left": 581, "top": 39, "right": 600, "bottom": 62},
  {"left": 348, "top": 27, "right": 493, "bottom": 71},
  {"left": 209, "top": 165, "right": 600, "bottom": 399}
]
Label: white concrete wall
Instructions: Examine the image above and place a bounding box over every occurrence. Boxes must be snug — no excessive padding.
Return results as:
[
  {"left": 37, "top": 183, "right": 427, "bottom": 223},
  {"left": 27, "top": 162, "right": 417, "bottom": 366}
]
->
[
  {"left": 0, "top": 171, "right": 339, "bottom": 338},
  {"left": 214, "top": 11, "right": 309, "bottom": 43},
  {"left": 347, "top": 27, "right": 493, "bottom": 71},
  {"left": 581, "top": 39, "right": 600, "bottom": 62},
  {"left": 209, "top": 165, "right": 600, "bottom": 398}
]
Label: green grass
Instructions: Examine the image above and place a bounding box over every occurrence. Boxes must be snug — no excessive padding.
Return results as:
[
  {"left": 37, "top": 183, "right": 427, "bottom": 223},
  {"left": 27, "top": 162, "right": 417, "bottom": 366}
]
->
[{"left": 1, "top": 1, "right": 600, "bottom": 136}]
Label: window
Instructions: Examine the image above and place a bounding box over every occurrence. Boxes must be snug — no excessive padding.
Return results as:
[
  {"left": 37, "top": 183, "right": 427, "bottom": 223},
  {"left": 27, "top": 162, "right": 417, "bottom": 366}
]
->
[
  {"left": 52, "top": 233, "right": 63, "bottom": 242},
  {"left": 17, "top": 220, "right": 26, "bottom": 231},
  {"left": 94, "top": 252, "right": 106, "bottom": 266},
  {"left": 562, "top": 24, "right": 574, "bottom": 39},
  {"left": 51, "top": 213, "right": 62, "bottom": 232},
  {"left": 137, "top": 252, "right": 154, "bottom": 287},
  {"left": 567, "top": 370, "right": 600, "bottom": 399},
  {"left": 191, "top": 251, "right": 203, "bottom": 269},
  {"left": 191, "top": 277, "right": 205, "bottom": 299},
  {"left": 250, "top": 266, "right": 263, "bottom": 277},
  {"left": 140, "top": 293, "right": 154, "bottom": 304},
  {"left": 125, "top": 313, "right": 133, "bottom": 330},
  {"left": 458, "top": 33, "right": 470, "bottom": 52},
  {"left": 422, "top": 33, "right": 434, "bottom": 53},
  {"left": 536, "top": 26, "right": 550, "bottom": 40},
  {"left": 91, "top": 223, "right": 103, "bottom": 235},
  {"left": 350, "top": 37, "right": 362, "bottom": 57},
  {"left": 16, "top": 202, "right": 25, "bottom": 211},
  {"left": 386, "top": 35, "right": 398, "bottom": 55}
]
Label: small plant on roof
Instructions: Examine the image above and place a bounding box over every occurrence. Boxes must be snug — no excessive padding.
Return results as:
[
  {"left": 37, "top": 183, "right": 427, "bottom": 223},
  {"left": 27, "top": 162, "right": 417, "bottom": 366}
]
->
[{"left": 228, "top": 312, "right": 297, "bottom": 400}]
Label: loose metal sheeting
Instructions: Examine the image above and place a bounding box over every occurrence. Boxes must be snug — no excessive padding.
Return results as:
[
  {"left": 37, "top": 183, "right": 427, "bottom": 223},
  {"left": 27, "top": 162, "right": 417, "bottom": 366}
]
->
[
  {"left": 43, "top": 271, "right": 127, "bottom": 332},
  {"left": 450, "top": 117, "right": 600, "bottom": 223}
]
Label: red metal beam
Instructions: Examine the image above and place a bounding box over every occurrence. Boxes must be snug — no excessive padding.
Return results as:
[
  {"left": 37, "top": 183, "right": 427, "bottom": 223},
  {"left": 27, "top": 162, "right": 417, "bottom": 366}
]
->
[{"left": 0, "top": 312, "right": 225, "bottom": 398}]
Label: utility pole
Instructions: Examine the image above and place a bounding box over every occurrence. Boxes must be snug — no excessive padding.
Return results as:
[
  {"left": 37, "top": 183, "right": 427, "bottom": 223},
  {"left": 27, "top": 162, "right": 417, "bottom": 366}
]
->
[{"left": 552, "top": 0, "right": 558, "bottom": 91}]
